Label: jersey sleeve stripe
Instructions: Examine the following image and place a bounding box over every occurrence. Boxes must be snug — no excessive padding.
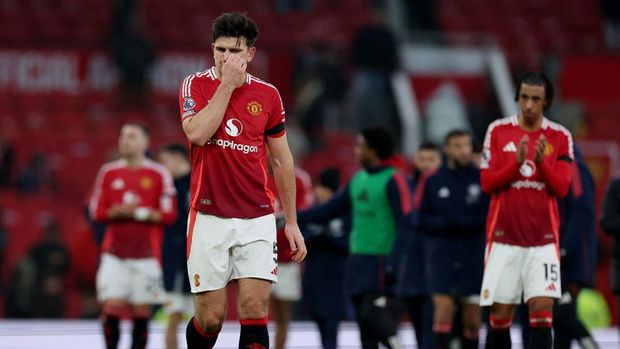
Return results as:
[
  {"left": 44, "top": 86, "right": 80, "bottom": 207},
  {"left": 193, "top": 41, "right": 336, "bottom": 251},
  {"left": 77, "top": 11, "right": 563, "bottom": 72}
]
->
[{"left": 393, "top": 172, "right": 412, "bottom": 214}]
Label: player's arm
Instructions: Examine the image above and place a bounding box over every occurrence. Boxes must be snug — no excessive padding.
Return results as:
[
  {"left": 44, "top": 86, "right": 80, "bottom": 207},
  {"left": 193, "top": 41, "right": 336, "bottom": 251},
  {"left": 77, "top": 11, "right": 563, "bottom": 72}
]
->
[
  {"left": 298, "top": 185, "right": 352, "bottom": 224},
  {"left": 267, "top": 134, "right": 307, "bottom": 262},
  {"left": 480, "top": 131, "right": 523, "bottom": 194},
  {"left": 601, "top": 179, "right": 620, "bottom": 237},
  {"left": 386, "top": 173, "right": 415, "bottom": 276},
  {"left": 89, "top": 167, "right": 130, "bottom": 222},
  {"left": 536, "top": 134, "right": 572, "bottom": 198},
  {"left": 182, "top": 56, "right": 247, "bottom": 145}
]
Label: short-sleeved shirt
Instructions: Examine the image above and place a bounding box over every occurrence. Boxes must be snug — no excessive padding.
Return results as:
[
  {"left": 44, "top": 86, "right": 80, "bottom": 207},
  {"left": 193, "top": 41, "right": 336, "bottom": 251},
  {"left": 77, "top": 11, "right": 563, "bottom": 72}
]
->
[
  {"left": 179, "top": 66, "right": 286, "bottom": 218},
  {"left": 89, "top": 159, "right": 177, "bottom": 259},
  {"left": 480, "top": 115, "right": 574, "bottom": 247}
]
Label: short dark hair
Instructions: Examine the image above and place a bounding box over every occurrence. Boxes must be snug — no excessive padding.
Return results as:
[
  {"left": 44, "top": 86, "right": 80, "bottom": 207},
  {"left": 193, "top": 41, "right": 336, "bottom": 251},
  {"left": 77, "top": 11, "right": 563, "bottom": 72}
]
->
[
  {"left": 418, "top": 141, "right": 440, "bottom": 152},
  {"left": 159, "top": 142, "right": 189, "bottom": 160},
  {"left": 212, "top": 12, "right": 259, "bottom": 47},
  {"left": 443, "top": 129, "right": 471, "bottom": 146},
  {"left": 514, "top": 71, "right": 554, "bottom": 110},
  {"left": 124, "top": 122, "right": 150, "bottom": 138},
  {"left": 360, "top": 127, "right": 394, "bottom": 160}
]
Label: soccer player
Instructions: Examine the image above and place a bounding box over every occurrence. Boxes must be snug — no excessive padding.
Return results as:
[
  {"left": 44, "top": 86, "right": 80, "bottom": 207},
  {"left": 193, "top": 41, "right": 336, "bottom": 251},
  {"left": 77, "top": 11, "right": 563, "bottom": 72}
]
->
[
  {"left": 397, "top": 141, "right": 442, "bottom": 349},
  {"left": 600, "top": 170, "right": 620, "bottom": 341},
  {"left": 179, "top": 12, "right": 306, "bottom": 349},
  {"left": 479, "top": 72, "right": 574, "bottom": 349},
  {"left": 416, "top": 130, "right": 488, "bottom": 349},
  {"left": 267, "top": 165, "right": 314, "bottom": 349},
  {"left": 298, "top": 127, "right": 412, "bottom": 349},
  {"left": 89, "top": 123, "right": 177, "bottom": 349},
  {"left": 157, "top": 143, "right": 193, "bottom": 349}
]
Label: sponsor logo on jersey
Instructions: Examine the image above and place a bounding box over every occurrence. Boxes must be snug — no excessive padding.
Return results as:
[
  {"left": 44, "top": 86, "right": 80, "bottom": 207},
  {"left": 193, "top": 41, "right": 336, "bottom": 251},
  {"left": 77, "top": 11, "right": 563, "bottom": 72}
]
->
[
  {"left": 140, "top": 177, "right": 153, "bottom": 189},
  {"left": 519, "top": 159, "right": 536, "bottom": 177},
  {"left": 111, "top": 178, "right": 125, "bottom": 190},
  {"left": 511, "top": 180, "right": 546, "bottom": 191},
  {"left": 502, "top": 141, "right": 517, "bottom": 152},
  {"left": 206, "top": 138, "right": 258, "bottom": 154},
  {"left": 247, "top": 101, "right": 263, "bottom": 116},
  {"left": 183, "top": 97, "right": 196, "bottom": 111},
  {"left": 194, "top": 274, "right": 201, "bottom": 287},
  {"left": 225, "top": 118, "right": 244, "bottom": 137}
]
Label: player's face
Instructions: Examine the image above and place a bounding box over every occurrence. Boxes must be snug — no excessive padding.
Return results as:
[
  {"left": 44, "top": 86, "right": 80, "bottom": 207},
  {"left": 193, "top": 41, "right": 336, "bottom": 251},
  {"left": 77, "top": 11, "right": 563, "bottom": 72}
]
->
[
  {"left": 118, "top": 125, "right": 148, "bottom": 158},
  {"left": 414, "top": 149, "right": 441, "bottom": 174},
  {"left": 445, "top": 135, "right": 472, "bottom": 167},
  {"left": 354, "top": 135, "right": 374, "bottom": 167},
  {"left": 518, "top": 83, "right": 547, "bottom": 124},
  {"left": 212, "top": 36, "right": 256, "bottom": 77}
]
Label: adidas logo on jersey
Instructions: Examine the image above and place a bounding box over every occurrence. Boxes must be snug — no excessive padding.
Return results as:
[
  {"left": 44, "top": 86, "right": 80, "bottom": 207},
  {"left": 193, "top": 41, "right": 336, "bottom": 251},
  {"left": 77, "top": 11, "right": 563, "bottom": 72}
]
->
[
  {"left": 502, "top": 142, "right": 517, "bottom": 152},
  {"left": 545, "top": 283, "right": 557, "bottom": 291}
]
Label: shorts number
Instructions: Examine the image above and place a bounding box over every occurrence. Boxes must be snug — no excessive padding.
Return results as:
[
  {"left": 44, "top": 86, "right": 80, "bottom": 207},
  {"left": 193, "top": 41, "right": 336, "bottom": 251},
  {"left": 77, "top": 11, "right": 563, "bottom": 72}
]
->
[{"left": 543, "top": 263, "right": 558, "bottom": 282}]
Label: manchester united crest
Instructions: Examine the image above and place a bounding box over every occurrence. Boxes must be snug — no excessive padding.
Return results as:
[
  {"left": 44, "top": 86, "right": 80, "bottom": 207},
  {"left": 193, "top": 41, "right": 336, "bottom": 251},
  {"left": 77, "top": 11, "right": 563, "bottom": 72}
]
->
[
  {"left": 543, "top": 142, "right": 554, "bottom": 156},
  {"left": 194, "top": 274, "right": 201, "bottom": 287},
  {"left": 247, "top": 101, "right": 263, "bottom": 116},
  {"left": 140, "top": 177, "right": 153, "bottom": 189}
]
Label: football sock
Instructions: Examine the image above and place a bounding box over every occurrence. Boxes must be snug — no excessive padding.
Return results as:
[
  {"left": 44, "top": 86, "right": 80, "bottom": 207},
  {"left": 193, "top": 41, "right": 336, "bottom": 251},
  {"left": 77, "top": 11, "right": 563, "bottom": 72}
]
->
[
  {"left": 462, "top": 329, "right": 479, "bottom": 349},
  {"left": 186, "top": 317, "right": 219, "bottom": 349},
  {"left": 102, "top": 314, "right": 120, "bottom": 349},
  {"left": 239, "top": 317, "right": 269, "bottom": 349},
  {"left": 131, "top": 317, "right": 148, "bottom": 349},
  {"left": 485, "top": 315, "right": 512, "bottom": 349},
  {"left": 529, "top": 311, "right": 552, "bottom": 349},
  {"left": 432, "top": 322, "right": 451, "bottom": 349}
]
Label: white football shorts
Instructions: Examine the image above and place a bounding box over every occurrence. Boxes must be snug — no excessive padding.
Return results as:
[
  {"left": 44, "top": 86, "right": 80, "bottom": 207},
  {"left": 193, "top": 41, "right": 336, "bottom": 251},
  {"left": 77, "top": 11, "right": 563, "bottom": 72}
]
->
[
  {"left": 187, "top": 210, "right": 278, "bottom": 293},
  {"left": 96, "top": 253, "right": 166, "bottom": 304},
  {"left": 480, "top": 242, "right": 561, "bottom": 306},
  {"left": 271, "top": 262, "right": 302, "bottom": 301}
]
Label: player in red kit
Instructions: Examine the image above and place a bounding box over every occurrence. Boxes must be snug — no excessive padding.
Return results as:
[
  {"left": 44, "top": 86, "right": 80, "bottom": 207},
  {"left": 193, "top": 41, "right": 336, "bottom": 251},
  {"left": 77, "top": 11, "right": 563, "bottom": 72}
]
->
[
  {"left": 179, "top": 12, "right": 306, "bottom": 349},
  {"left": 89, "top": 123, "right": 177, "bottom": 349},
  {"left": 479, "top": 72, "right": 573, "bottom": 349}
]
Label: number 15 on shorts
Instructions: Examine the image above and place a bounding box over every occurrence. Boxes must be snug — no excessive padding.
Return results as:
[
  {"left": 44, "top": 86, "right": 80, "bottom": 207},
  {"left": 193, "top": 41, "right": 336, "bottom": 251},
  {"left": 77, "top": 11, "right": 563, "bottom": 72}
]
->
[{"left": 543, "top": 263, "right": 558, "bottom": 282}]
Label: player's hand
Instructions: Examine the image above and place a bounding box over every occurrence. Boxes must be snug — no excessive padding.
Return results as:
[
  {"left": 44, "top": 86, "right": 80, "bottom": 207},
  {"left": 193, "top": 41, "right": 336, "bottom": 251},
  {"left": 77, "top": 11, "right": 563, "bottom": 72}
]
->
[
  {"left": 284, "top": 222, "right": 307, "bottom": 263},
  {"left": 517, "top": 135, "right": 528, "bottom": 163},
  {"left": 534, "top": 134, "right": 547, "bottom": 163},
  {"left": 220, "top": 55, "right": 247, "bottom": 89}
]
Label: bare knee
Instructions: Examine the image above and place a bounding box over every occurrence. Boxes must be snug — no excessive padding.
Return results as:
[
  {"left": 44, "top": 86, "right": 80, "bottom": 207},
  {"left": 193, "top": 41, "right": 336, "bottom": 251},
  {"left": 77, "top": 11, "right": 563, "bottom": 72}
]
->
[
  {"left": 194, "top": 294, "right": 226, "bottom": 333},
  {"left": 527, "top": 297, "right": 554, "bottom": 313},
  {"left": 432, "top": 295, "right": 455, "bottom": 324},
  {"left": 238, "top": 294, "right": 269, "bottom": 319}
]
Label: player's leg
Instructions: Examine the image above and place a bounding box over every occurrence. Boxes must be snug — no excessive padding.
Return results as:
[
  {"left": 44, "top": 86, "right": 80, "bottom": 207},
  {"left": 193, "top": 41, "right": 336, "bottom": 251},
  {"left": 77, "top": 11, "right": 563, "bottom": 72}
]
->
[
  {"left": 237, "top": 278, "right": 272, "bottom": 349},
  {"left": 317, "top": 315, "right": 340, "bottom": 349},
  {"left": 271, "top": 297, "right": 292, "bottom": 349},
  {"left": 130, "top": 304, "right": 151, "bottom": 349},
  {"left": 129, "top": 258, "right": 167, "bottom": 349},
  {"left": 186, "top": 212, "right": 236, "bottom": 349},
  {"left": 486, "top": 303, "right": 514, "bottom": 349},
  {"left": 166, "top": 311, "right": 183, "bottom": 349},
  {"left": 270, "top": 263, "right": 301, "bottom": 349},
  {"left": 431, "top": 294, "right": 455, "bottom": 349},
  {"left": 97, "top": 254, "right": 132, "bottom": 349},
  {"left": 351, "top": 293, "right": 379, "bottom": 349},
  {"left": 188, "top": 288, "right": 228, "bottom": 349},
  {"left": 359, "top": 292, "right": 404, "bottom": 349},
  {"left": 524, "top": 244, "right": 562, "bottom": 349},
  {"left": 480, "top": 243, "right": 524, "bottom": 349},
  {"left": 461, "top": 300, "right": 481, "bottom": 349},
  {"left": 526, "top": 297, "right": 554, "bottom": 349},
  {"left": 408, "top": 295, "right": 433, "bottom": 349}
]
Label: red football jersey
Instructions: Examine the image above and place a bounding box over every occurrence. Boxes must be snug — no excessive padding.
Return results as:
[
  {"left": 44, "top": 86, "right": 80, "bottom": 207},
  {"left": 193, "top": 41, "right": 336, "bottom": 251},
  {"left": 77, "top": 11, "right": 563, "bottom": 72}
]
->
[
  {"left": 268, "top": 167, "right": 314, "bottom": 263},
  {"left": 179, "top": 67, "right": 286, "bottom": 218},
  {"left": 480, "top": 115, "right": 573, "bottom": 247},
  {"left": 89, "top": 159, "right": 177, "bottom": 259}
]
